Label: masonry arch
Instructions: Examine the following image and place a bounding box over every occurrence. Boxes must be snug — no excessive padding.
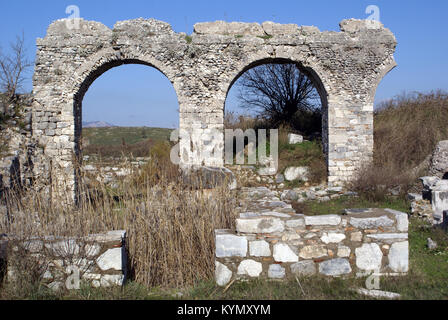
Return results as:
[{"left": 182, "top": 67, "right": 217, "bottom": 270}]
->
[{"left": 224, "top": 57, "right": 330, "bottom": 176}]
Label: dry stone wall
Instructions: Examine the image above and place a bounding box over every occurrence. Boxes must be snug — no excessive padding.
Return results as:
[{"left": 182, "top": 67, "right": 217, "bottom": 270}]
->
[
  {"left": 215, "top": 208, "right": 408, "bottom": 285},
  {"left": 32, "top": 18, "right": 397, "bottom": 196},
  {"left": 2, "top": 230, "right": 126, "bottom": 290}
]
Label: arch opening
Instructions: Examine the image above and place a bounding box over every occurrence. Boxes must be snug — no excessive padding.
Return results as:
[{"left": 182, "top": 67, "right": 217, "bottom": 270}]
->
[
  {"left": 224, "top": 58, "right": 329, "bottom": 186},
  {"left": 72, "top": 60, "right": 180, "bottom": 198}
]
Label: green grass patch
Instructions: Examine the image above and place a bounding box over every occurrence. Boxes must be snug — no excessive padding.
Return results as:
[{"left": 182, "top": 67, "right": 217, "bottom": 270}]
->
[
  {"left": 292, "top": 195, "right": 409, "bottom": 216},
  {"left": 83, "top": 127, "right": 173, "bottom": 146}
]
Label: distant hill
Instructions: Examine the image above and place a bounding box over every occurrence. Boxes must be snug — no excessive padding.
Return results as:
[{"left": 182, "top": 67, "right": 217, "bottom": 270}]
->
[
  {"left": 83, "top": 121, "right": 116, "bottom": 128},
  {"left": 82, "top": 126, "right": 174, "bottom": 146}
]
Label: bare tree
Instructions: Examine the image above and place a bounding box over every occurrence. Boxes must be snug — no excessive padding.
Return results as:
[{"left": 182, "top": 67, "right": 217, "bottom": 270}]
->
[
  {"left": 0, "top": 33, "right": 33, "bottom": 100},
  {"left": 236, "top": 63, "right": 322, "bottom": 135}
]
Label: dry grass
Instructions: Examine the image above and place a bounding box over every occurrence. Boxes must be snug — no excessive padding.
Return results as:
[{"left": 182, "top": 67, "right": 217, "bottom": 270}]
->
[
  {"left": 0, "top": 144, "right": 238, "bottom": 295},
  {"left": 351, "top": 90, "right": 448, "bottom": 200}
]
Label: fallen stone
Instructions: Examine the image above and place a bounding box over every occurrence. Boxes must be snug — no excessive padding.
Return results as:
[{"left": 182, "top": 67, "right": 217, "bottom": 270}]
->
[
  {"left": 287, "top": 133, "right": 303, "bottom": 144},
  {"left": 284, "top": 167, "right": 309, "bottom": 182},
  {"left": 427, "top": 238, "right": 438, "bottom": 250},
  {"left": 356, "top": 288, "right": 401, "bottom": 299}
]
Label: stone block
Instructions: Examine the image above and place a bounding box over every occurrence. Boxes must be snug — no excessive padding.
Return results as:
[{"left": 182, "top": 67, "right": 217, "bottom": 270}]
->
[
  {"left": 236, "top": 217, "right": 284, "bottom": 234},
  {"left": 284, "top": 167, "right": 309, "bottom": 182},
  {"left": 249, "top": 240, "right": 271, "bottom": 257},
  {"left": 96, "top": 247, "right": 123, "bottom": 271},
  {"left": 299, "top": 245, "right": 327, "bottom": 259},
  {"left": 237, "top": 259, "right": 263, "bottom": 277},
  {"left": 320, "top": 232, "right": 346, "bottom": 244},
  {"left": 319, "top": 258, "right": 352, "bottom": 276},
  {"left": 355, "top": 243, "right": 383, "bottom": 271},
  {"left": 388, "top": 241, "right": 408, "bottom": 273},
  {"left": 304, "top": 215, "right": 341, "bottom": 226},
  {"left": 268, "top": 264, "right": 286, "bottom": 279},
  {"left": 216, "top": 233, "right": 247, "bottom": 257},
  {"left": 290, "top": 260, "right": 316, "bottom": 276},
  {"left": 273, "top": 243, "right": 299, "bottom": 262},
  {"left": 287, "top": 133, "right": 303, "bottom": 144},
  {"left": 349, "top": 216, "right": 394, "bottom": 229},
  {"left": 215, "top": 261, "right": 232, "bottom": 286}
]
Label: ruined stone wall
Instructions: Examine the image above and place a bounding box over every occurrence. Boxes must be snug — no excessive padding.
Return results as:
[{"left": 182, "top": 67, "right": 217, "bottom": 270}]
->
[
  {"left": 215, "top": 208, "right": 408, "bottom": 286},
  {"left": 2, "top": 230, "right": 126, "bottom": 290},
  {"left": 32, "top": 18, "right": 397, "bottom": 193}
]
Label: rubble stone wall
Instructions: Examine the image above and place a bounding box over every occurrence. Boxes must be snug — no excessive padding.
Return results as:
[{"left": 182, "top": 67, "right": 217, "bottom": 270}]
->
[
  {"left": 2, "top": 230, "right": 126, "bottom": 290},
  {"left": 32, "top": 18, "right": 397, "bottom": 196},
  {"left": 215, "top": 209, "right": 408, "bottom": 286}
]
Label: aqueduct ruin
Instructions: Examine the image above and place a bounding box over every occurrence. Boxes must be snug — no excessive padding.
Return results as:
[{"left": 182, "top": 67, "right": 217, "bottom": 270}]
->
[{"left": 31, "top": 18, "right": 396, "bottom": 194}]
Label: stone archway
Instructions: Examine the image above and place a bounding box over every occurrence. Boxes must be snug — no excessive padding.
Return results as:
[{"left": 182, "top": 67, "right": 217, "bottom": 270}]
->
[{"left": 32, "top": 18, "right": 397, "bottom": 197}]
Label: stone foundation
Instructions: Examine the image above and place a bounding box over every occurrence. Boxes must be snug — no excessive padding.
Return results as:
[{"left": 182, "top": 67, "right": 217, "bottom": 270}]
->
[
  {"left": 215, "top": 209, "right": 408, "bottom": 286},
  {"left": 2, "top": 230, "right": 126, "bottom": 290}
]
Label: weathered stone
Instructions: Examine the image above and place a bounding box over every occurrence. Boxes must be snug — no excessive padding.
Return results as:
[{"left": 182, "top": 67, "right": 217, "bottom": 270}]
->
[
  {"left": 249, "top": 240, "right": 271, "bottom": 257},
  {"left": 351, "top": 232, "right": 363, "bottom": 242},
  {"left": 287, "top": 133, "right": 303, "bottom": 144},
  {"left": 366, "top": 233, "right": 408, "bottom": 240},
  {"left": 318, "top": 258, "right": 352, "bottom": 276},
  {"left": 284, "top": 167, "right": 309, "bottom": 182},
  {"left": 215, "top": 261, "right": 232, "bottom": 286},
  {"left": 388, "top": 241, "right": 408, "bottom": 272},
  {"left": 261, "top": 21, "right": 299, "bottom": 35},
  {"left": 355, "top": 243, "right": 383, "bottom": 271},
  {"left": 299, "top": 245, "right": 327, "bottom": 259},
  {"left": 384, "top": 208, "right": 409, "bottom": 232},
  {"left": 427, "top": 238, "right": 437, "bottom": 249},
  {"left": 305, "top": 215, "right": 341, "bottom": 226},
  {"left": 290, "top": 260, "right": 316, "bottom": 276},
  {"left": 350, "top": 216, "right": 394, "bottom": 229},
  {"left": 320, "top": 232, "right": 346, "bottom": 244},
  {"left": 237, "top": 259, "right": 263, "bottom": 277},
  {"left": 429, "top": 140, "right": 448, "bottom": 178},
  {"left": 96, "top": 247, "right": 123, "bottom": 271},
  {"left": 268, "top": 264, "right": 286, "bottom": 279},
  {"left": 273, "top": 243, "right": 299, "bottom": 262},
  {"left": 45, "top": 240, "right": 80, "bottom": 256},
  {"left": 236, "top": 217, "right": 284, "bottom": 234},
  {"left": 84, "top": 243, "right": 101, "bottom": 257},
  {"left": 356, "top": 288, "right": 401, "bottom": 299},
  {"left": 215, "top": 233, "right": 247, "bottom": 257},
  {"left": 285, "top": 218, "right": 305, "bottom": 228},
  {"left": 337, "top": 245, "right": 351, "bottom": 258},
  {"left": 100, "top": 274, "right": 124, "bottom": 287}
]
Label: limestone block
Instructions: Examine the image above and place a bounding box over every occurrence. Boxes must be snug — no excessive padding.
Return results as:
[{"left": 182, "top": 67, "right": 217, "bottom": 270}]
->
[
  {"left": 273, "top": 243, "right": 299, "bottom": 262},
  {"left": 388, "top": 241, "right": 408, "bottom": 273},
  {"left": 320, "top": 232, "right": 346, "bottom": 244},
  {"left": 384, "top": 208, "right": 409, "bottom": 232},
  {"left": 319, "top": 258, "right": 352, "bottom": 276},
  {"left": 304, "top": 215, "right": 341, "bottom": 226},
  {"left": 290, "top": 260, "right": 316, "bottom": 276},
  {"left": 237, "top": 259, "right": 263, "bottom": 277},
  {"left": 96, "top": 247, "right": 123, "bottom": 271},
  {"left": 100, "top": 274, "right": 124, "bottom": 287},
  {"left": 299, "top": 245, "right": 327, "bottom": 259},
  {"left": 349, "top": 216, "right": 394, "bottom": 229},
  {"left": 215, "top": 261, "right": 232, "bottom": 286},
  {"left": 236, "top": 217, "right": 284, "bottom": 234},
  {"left": 287, "top": 133, "right": 303, "bottom": 144},
  {"left": 337, "top": 245, "right": 351, "bottom": 258},
  {"left": 215, "top": 233, "right": 247, "bottom": 257},
  {"left": 355, "top": 243, "right": 383, "bottom": 271},
  {"left": 249, "top": 240, "right": 271, "bottom": 257},
  {"left": 261, "top": 21, "right": 299, "bottom": 35},
  {"left": 268, "top": 264, "right": 286, "bottom": 279}
]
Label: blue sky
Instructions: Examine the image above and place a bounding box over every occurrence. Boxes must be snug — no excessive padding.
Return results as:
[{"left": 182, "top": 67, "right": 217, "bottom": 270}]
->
[{"left": 1, "top": 0, "right": 447, "bottom": 127}]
